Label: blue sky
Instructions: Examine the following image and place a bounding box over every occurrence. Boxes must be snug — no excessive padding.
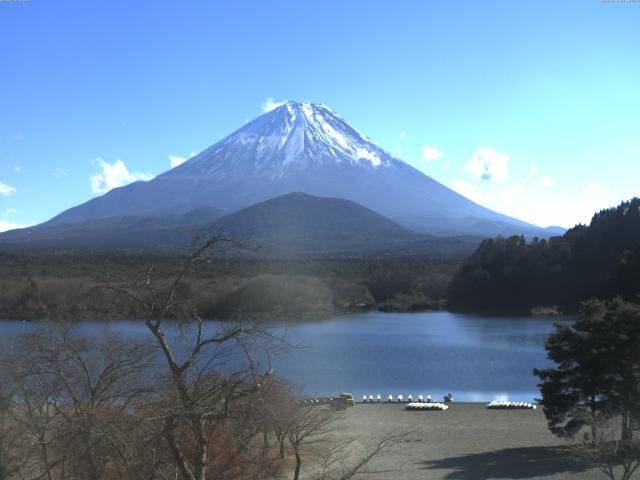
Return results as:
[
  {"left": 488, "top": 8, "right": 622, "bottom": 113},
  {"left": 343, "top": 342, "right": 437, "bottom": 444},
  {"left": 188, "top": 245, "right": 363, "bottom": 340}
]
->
[{"left": 1, "top": 0, "right": 639, "bottom": 231}]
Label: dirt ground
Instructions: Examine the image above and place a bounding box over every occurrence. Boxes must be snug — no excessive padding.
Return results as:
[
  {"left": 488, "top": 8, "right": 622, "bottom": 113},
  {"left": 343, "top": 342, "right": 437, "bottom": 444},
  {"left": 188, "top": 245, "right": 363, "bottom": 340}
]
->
[{"left": 315, "top": 403, "right": 608, "bottom": 480}]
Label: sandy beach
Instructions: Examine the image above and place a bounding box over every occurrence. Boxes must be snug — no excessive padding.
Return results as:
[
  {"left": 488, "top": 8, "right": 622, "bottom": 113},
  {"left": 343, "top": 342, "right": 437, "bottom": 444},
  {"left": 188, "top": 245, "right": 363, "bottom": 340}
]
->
[{"left": 319, "top": 403, "right": 604, "bottom": 480}]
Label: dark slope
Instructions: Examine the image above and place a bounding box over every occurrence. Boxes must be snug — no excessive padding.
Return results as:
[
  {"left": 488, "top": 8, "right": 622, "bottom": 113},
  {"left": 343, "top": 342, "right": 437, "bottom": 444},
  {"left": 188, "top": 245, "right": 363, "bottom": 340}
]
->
[
  {"left": 207, "top": 193, "right": 479, "bottom": 257},
  {"left": 0, "top": 193, "right": 479, "bottom": 257},
  {"left": 0, "top": 207, "right": 225, "bottom": 251},
  {"left": 212, "top": 192, "right": 415, "bottom": 241}
]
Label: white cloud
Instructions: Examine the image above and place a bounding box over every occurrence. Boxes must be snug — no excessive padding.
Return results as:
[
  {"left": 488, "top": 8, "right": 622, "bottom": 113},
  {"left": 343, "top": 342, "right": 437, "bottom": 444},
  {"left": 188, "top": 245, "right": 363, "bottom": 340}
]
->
[
  {"left": 496, "top": 186, "right": 521, "bottom": 202},
  {"left": 0, "top": 220, "right": 30, "bottom": 232},
  {"left": 451, "top": 180, "right": 485, "bottom": 204},
  {"left": 536, "top": 176, "right": 553, "bottom": 188},
  {"left": 527, "top": 162, "right": 552, "bottom": 188},
  {"left": 399, "top": 131, "right": 406, "bottom": 140},
  {"left": 169, "top": 152, "right": 197, "bottom": 168},
  {"left": 90, "top": 159, "right": 153, "bottom": 194},
  {"left": 355, "top": 147, "right": 381, "bottom": 167},
  {"left": 0, "top": 181, "right": 16, "bottom": 197},
  {"left": 422, "top": 144, "right": 442, "bottom": 162},
  {"left": 169, "top": 155, "right": 187, "bottom": 168},
  {"left": 261, "top": 97, "right": 286, "bottom": 113},
  {"left": 463, "top": 146, "right": 508, "bottom": 182},
  {"left": 583, "top": 180, "right": 608, "bottom": 196},
  {"left": 5, "top": 208, "right": 16, "bottom": 215}
]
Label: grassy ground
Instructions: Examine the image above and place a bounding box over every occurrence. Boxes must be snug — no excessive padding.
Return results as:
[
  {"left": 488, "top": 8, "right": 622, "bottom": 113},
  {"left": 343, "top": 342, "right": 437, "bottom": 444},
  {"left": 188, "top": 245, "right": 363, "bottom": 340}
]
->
[{"left": 319, "top": 403, "right": 604, "bottom": 480}]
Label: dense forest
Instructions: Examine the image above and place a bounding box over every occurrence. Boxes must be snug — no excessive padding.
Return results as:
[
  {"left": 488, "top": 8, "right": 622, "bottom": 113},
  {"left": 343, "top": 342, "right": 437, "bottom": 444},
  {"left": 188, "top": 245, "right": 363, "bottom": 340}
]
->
[
  {"left": 0, "top": 253, "right": 457, "bottom": 321},
  {"left": 449, "top": 198, "right": 640, "bottom": 313}
]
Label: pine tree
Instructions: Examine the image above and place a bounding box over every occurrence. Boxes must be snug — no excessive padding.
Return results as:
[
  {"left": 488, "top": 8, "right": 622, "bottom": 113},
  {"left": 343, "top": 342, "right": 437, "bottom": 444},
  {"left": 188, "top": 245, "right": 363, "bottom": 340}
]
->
[{"left": 534, "top": 298, "right": 640, "bottom": 442}]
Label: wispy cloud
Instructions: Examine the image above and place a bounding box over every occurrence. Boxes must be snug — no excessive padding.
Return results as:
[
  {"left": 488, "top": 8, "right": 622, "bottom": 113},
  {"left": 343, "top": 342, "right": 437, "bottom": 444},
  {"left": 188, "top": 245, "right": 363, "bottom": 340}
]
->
[
  {"left": 0, "top": 181, "right": 16, "bottom": 197},
  {"left": 169, "top": 152, "right": 197, "bottom": 168},
  {"left": 14, "top": 166, "right": 21, "bottom": 173},
  {"left": 527, "top": 162, "right": 552, "bottom": 188},
  {"left": 261, "top": 97, "right": 286, "bottom": 113},
  {"left": 0, "top": 219, "right": 30, "bottom": 233},
  {"left": 170, "top": 155, "right": 187, "bottom": 168},
  {"left": 12, "top": 133, "right": 25, "bottom": 142},
  {"left": 496, "top": 186, "right": 521, "bottom": 202},
  {"left": 463, "top": 146, "right": 508, "bottom": 182},
  {"left": 422, "top": 145, "right": 442, "bottom": 162},
  {"left": 399, "top": 131, "right": 406, "bottom": 140},
  {"left": 53, "top": 168, "right": 68, "bottom": 178},
  {"left": 451, "top": 180, "right": 485, "bottom": 204},
  {"left": 90, "top": 159, "right": 153, "bottom": 194},
  {"left": 583, "top": 180, "right": 607, "bottom": 195},
  {"left": 535, "top": 176, "right": 553, "bottom": 188},
  {"left": 5, "top": 208, "right": 16, "bottom": 215}
]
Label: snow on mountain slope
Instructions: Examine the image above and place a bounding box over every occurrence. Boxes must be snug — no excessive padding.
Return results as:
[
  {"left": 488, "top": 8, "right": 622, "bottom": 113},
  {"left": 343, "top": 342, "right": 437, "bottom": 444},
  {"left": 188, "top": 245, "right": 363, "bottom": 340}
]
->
[
  {"left": 41, "top": 101, "right": 548, "bottom": 238},
  {"left": 171, "top": 102, "right": 393, "bottom": 177}
]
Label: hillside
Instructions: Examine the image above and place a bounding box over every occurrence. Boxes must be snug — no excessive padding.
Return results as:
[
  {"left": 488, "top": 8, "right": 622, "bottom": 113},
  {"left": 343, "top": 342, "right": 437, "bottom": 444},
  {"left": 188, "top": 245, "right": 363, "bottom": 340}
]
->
[
  {"left": 448, "top": 198, "right": 640, "bottom": 313},
  {"left": 0, "top": 207, "right": 225, "bottom": 250},
  {"left": 0, "top": 193, "right": 480, "bottom": 257},
  {"left": 209, "top": 192, "right": 480, "bottom": 256}
]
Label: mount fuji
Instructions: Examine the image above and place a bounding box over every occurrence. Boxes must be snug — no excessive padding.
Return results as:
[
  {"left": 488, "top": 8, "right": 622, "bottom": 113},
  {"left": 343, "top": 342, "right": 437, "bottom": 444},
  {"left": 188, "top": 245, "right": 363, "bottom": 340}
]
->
[{"left": 1, "top": 101, "right": 554, "bottom": 252}]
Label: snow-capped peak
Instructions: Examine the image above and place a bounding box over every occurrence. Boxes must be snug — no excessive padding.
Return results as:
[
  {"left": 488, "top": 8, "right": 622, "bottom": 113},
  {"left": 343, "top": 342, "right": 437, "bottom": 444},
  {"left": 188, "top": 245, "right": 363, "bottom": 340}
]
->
[
  {"left": 271, "top": 101, "right": 387, "bottom": 168},
  {"left": 173, "top": 101, "right": 400, "bottom": 179}
]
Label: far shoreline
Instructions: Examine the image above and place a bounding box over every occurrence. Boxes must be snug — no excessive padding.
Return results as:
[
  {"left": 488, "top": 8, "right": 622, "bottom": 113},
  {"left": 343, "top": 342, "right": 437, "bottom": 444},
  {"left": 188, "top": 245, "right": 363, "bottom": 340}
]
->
[{"left": 0, "top": 306, "right": 573, "bottom": 323}]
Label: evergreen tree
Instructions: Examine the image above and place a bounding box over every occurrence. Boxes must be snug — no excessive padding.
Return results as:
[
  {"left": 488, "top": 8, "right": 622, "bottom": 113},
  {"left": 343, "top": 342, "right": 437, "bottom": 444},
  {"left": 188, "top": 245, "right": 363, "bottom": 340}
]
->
[{"left": 534, "top": 298, "right": 640, "bottom": 442}]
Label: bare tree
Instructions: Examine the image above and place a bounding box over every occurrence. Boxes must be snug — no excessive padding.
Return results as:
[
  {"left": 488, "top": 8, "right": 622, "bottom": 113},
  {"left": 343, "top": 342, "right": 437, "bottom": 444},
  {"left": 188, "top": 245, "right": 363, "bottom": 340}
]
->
[
  {"left": 574, "top": 416, "right": 640, "bottom": 480},
  {"left": 283, "top": 401, "right": 410, "bottom": 480},
  {"left": 1, "top": 325, "right": 164, "bottom": 480},
  {"left": 103, "top": 238, "right": 285, "bottom": 480},
  {"left": 255, "top": 377, "right": 298, "bottom": 460},
  {"left": 286, "top": 406, "right": 335, "bottom": 480},
  {"left": 309, "top": 431, "right": 409, "bottom": 480},
  {"left": 0, "top": 390, "right": 19, "bottom": 480},
  {"left": 0, "top": 237, "right": 408, "bottom": 480}
]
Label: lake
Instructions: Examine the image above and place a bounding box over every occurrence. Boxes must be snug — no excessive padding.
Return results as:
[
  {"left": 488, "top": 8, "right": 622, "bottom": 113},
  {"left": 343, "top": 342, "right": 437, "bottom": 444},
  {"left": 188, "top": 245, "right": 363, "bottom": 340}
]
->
[{"left": 0, "top": 311, "right": 568, "bottom": 402}]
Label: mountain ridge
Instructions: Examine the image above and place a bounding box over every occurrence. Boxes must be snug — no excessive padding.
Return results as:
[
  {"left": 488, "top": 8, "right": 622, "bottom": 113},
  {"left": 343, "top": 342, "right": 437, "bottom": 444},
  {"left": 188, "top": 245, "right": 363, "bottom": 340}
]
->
[
  {"left": 0, "top": 192, "right": 480, "bottom": 257},
  {"left": 2, "top": 101, "right": 558, "bottom": 252}
]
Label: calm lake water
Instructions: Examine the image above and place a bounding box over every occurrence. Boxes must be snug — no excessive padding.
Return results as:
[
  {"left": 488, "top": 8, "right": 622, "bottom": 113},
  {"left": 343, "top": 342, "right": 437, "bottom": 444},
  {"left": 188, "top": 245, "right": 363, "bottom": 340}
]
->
[{"left": 0, "top": 311, "right": 569, "bottom": 402}]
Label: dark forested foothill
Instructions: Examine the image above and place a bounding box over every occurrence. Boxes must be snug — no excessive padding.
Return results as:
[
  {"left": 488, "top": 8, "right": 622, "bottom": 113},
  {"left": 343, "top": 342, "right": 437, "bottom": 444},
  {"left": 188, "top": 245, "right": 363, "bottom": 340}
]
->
[
  {"left": 448, "top": 198, "right": 640, "bottom": 313},
  {"left": 0, "top": 253, "right": 457, "bottom": 321}
]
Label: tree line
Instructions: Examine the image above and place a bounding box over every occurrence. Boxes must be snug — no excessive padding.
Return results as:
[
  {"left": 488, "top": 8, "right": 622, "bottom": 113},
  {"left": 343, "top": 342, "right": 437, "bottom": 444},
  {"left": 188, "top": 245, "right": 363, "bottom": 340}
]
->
[
  {"left": 0, "top": 253, "right": 457, "bottom": 321},
  {"left": 449, "top": 198, "right": 640, "bottom": 313}
]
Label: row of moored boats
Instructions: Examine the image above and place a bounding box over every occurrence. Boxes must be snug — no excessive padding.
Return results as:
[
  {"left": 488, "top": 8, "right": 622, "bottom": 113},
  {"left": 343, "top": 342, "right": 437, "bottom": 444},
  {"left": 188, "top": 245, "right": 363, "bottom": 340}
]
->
[
  {"left": 406, "top": 402, "right": 449, "bottom": 411},
  {"left": 362, "top": 394, "right": 441, "bottom": 403},
  {"left": 486, "top": 401, "right": 536, "bottom": 410}
]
